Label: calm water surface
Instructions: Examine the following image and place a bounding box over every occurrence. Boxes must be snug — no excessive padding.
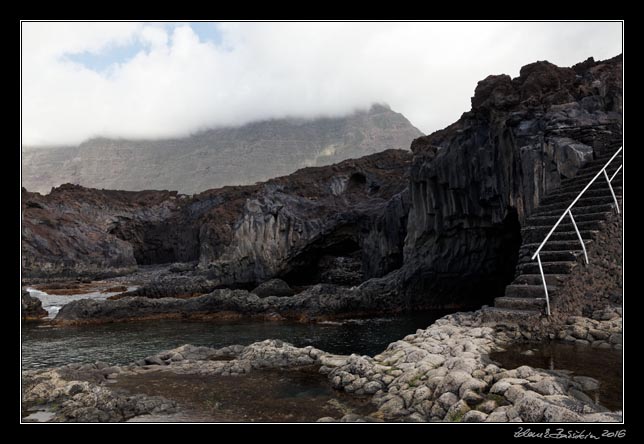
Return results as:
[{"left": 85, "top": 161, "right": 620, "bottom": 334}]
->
[
  {"left": 22, "top": 312, "right": 451, "bottom": 369},
  {"left": 490, "top": 341, "right": 622, "bottom": 411}
]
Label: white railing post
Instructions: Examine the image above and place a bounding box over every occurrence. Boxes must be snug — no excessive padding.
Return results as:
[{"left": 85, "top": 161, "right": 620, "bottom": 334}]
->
[
  {"left": 603, "top": 169, "right": 621, "bottom": 215},
  {"left": 567, "top": 209, "right": 589, "bottom": 264},
  {"left": 536, "top": 253, "right": 551, "bottom": 316}
]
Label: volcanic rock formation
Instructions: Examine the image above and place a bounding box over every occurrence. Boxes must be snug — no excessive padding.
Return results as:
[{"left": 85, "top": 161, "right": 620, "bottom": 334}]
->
[
  {"left": 399, "top": 55, "right": 622, "bottom": 307},
  {"left": 22, "top": 150, "right": 412, "bottom": 291}
]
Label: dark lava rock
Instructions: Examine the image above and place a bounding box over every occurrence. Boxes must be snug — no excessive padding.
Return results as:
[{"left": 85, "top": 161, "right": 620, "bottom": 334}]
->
[
  {"left": 400, "top": 54, "right": 622, "bottom": 308},
  {"left": 21, "top": 289, "right": 47, "bottom": 321},
  {"left": 22, "top": 150, "right": 412, "bottom": 291},
  {"left": 251, "top": 279, "right": 294, "bottom": 298},
  {"left": 54, "top": 283, "right": 404, "bottom": 324}
]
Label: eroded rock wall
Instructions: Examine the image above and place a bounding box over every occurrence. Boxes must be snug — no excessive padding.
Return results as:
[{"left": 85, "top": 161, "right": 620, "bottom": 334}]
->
[
  {"left": 22, "top": 150, "right": 412, "bottom": 287},
  {"left": 401, "top": 55, "right": 622, "bottom": 307}
]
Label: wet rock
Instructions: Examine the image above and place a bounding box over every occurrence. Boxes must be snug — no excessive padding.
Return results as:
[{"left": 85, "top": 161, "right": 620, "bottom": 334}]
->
[
  {"left": 571, "top": 325, "right": 588, "bottom": 339},
  {"left": 363, "top": 381, "right": 383, "bottom": 395},
  {"left": 251, "top": 279, "right": 294, "bottom": 298},
  {"left": 485, "top": 411, "right": 509, "bottom": 422},
  {"left": 463, "top": 410, "right": 488, "bottom": 422},
  {"left": 144, "top": 356, "right": 166, "bottom": 366},
  {"left": 445, "top": 399, "right": 470, "bottom": 422},
  {"left": 572, "top": 376, "right": 600, "bottom": 392},
  {"left": 527, "top": 377, "right": 570, "bottom": 396},
  {"left": 516, "top": 393, "right": 549, "bottom": 422},
  {"left": 504, "top": 385, "right": 528, "bottom": 403},
  {"left": 583, "top": 412, "right": 622, "bottom": 422},
  {"left": 437, "top": 392, "right": 458, "bottom": 410},
  {"left": 543, "top": 404, "right": 583, "bottom": 422},
  {"left": 380, "top": 395, "right": 406, "bottom": 417},
  {"left": 609, "top": 333, "right": 622, "bottom": 345},
  {"left": 21, "top": 289, "right": 47, "bottom": 321},
  {"left": 435, "top": 370, "right": 472, "bottom": 395},
  {"left": 461, "top": 389, "right": 484, "bottom": 406},
  {"left": 568, "top": 388, "right": 595, "bottom": 405},
  {"left": 476, "top": 399, "right": 498, "bottom": 414},
  {"left": 317, "top": 417, "right": 336, "bottom": 422}
]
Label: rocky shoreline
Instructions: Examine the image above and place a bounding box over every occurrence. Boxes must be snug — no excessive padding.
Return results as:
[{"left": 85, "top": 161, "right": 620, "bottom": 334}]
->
[
  {"left": 21, "top": 290, "right": 47, "bottom": 321},
  {"left": 22, "top": 305, "right": 622, "bottom": 423}
]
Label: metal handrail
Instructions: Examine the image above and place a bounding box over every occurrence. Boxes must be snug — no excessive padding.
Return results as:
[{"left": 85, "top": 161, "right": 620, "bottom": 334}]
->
[{"left": 531, "top": 147, "right": 623, "bottom": 316}]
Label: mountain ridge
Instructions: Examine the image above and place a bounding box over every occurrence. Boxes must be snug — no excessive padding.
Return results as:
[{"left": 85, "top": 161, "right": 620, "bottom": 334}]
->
[{"left": 22, "top": 104, "right": 422, "bottom": 195}]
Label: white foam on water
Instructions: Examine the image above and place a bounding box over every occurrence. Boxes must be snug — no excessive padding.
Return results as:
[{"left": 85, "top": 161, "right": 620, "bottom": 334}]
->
[{"left": 26, "top": 285, "right": 139, "bottom": 319}]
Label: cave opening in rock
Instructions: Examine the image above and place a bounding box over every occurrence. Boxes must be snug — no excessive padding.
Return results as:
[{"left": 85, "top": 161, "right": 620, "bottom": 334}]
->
[
  {"left": 472, "top": 206, "right": 523, "bottom": 307},
  {"left": 346, "top": 172, "right": 367, "bottom": 193},
  {"left": 281, "top": 230, "right": 363, "bottom": 287},
  {"left": 407, "top": 206, "right": 523, "bottom": 310}
]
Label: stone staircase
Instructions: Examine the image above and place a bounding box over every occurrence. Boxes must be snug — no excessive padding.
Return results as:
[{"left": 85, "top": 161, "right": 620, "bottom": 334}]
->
[{"left": 490, "top": 145, "right": 623, "bottom": 318}]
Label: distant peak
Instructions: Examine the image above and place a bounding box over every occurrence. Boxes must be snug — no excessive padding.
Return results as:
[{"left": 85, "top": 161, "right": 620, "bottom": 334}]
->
[{"left": 368, "top": 103, "right": 392, "bottom": 113}]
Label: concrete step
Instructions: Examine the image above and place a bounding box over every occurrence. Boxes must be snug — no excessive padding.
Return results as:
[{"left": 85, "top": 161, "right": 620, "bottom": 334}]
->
[
  {"left": 536, "top": 196, "right": 619, "bottom": 213},
  {"left": 518, "top": 261, "right": 578, "bottom": 275},
  {"left": 481, "top": 307, "right": 542, "bottom": 322},
  {"left": 522, "top": 229, "right": 598, "bottom": 244},
  {"left": 522, "top": 229, "right": 597, "bottom": 244},
  {"left": 561, "top": 169, "right": 622, "bottom": 187},
  {"left": 540, "top": 187, "right": 621, "bottom": 205},
  {"left": 520, "top": 240, "right": 593, "bottom": 253},
  {"left": 547, "top": 230, "right": 598, "bottom": 242},
  {"left": 512, "top": 274, "right": 567, "bottom": 286},
  {"left": 527, "top": 211, "right": 610, "bottom": 226},
  {"left": 504, "top": 284, "right": 557, "bottom": 298},
  {"left": 495, "top": 296, "right": 547, "bottom": 311},
  {"left": 531, "top": 203, "right": 615, "bottom": 218},
  {"left": 518, "top": 250, "right": 582, "bottom": 265},
  {"left": 548, "top": 178, "right": 621, "bottom": 195},
  {"left": 522, "top": 219, "right": 604, "bottom": 235}
]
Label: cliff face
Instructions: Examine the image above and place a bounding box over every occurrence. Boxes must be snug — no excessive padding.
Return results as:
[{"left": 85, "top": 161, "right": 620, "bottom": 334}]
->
[
  {"left": 21, "top": 186, "right": 182, "bottom": 277},
  {"left": 22, "top": 105, "right": 422, "bottom": 195},
  {"left": 22, "top": 150, "right": 412, "bottom": 287},
  {"left": 401, "top": 55, "right": 622, "bottom": 307}
]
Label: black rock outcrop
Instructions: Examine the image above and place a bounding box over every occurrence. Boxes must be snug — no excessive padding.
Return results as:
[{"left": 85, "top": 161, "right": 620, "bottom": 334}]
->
[
  {"left": 22, "top": 289, "right": 47, "bottom": 321},
  {"left": 400, "top": 55, "right": 622, "bottom": 307},
  {"left": 22, "top": 150, "right": 412, "bottom": 292}
]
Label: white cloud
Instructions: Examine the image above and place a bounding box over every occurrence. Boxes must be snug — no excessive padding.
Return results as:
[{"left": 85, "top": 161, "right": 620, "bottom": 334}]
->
[{"left": 21, "top": 21, "right": 623, "bottom": 146}]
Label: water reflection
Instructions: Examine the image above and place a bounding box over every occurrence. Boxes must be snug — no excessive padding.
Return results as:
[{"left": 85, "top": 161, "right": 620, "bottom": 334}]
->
[
  {"left": 22, "top": 311, "right": 452, "bottom": 370},
  {"left": 490, "top": 341, "right": 622, "bottom": 411}
]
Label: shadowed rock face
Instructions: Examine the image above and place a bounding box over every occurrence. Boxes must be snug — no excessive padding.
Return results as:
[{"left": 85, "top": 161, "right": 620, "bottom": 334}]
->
[
  {"left": 400, "top": 55, "right": 622, "bottom": 307},
  {"left": 22, "top": 150, "right": 412, "bottom": 288},
  {"left": 21, "top": 186, "right": 181, "bottom": 278},
  {"left": 22, "top": 105, "right": 423, "bottom": 195}
]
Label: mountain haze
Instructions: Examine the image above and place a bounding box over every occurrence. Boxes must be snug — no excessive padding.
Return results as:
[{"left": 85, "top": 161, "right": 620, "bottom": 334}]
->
[{"left": 22, "top": 105, "right": 422, "bottom": 195}]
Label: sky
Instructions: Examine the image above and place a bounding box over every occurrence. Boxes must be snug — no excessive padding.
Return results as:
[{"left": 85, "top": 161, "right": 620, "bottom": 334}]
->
[{"left": 21, "top": 21, "right": 623, "bottom": 147}]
